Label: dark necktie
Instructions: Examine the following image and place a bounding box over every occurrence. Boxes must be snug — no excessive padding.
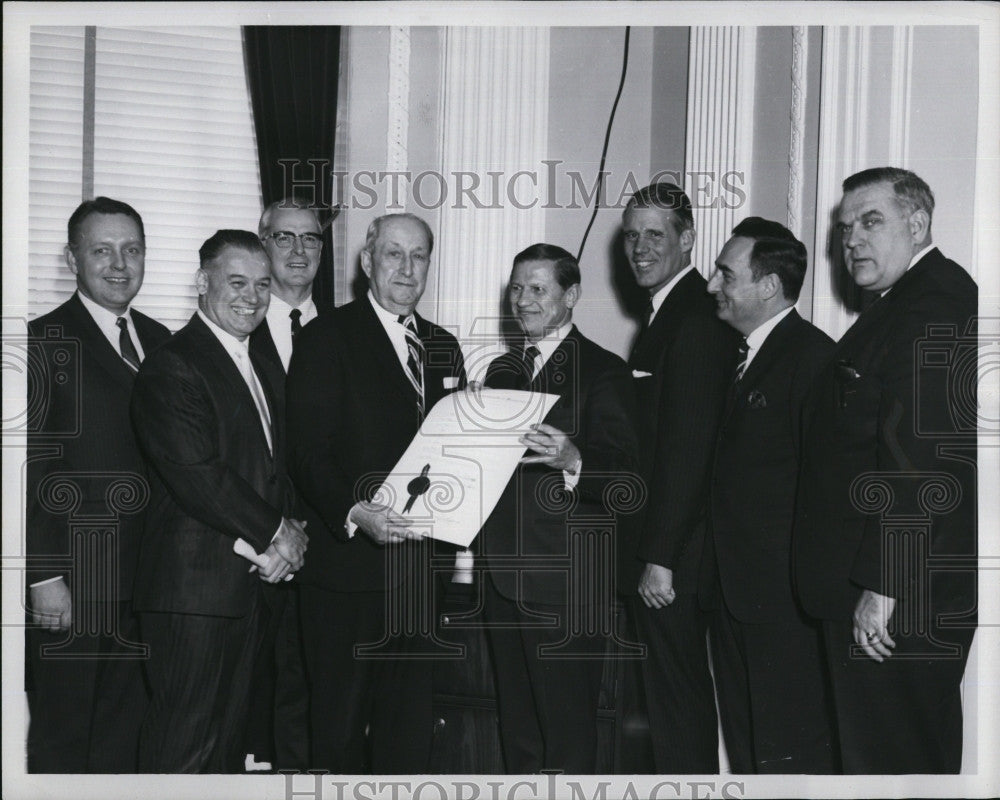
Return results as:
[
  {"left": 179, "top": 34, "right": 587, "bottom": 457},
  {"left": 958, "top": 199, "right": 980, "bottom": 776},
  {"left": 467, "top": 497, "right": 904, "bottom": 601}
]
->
[
  {"left": 290, "top": 308, "right": 302, "bottom": 340},
  {"left": 734, "top": 338, "right": 750, "bottom": 384},
  {"left": 642, "top": 298, "right": 655, "bottom": 331},
  {"left": 519, "top": 344, "right": 541, "bottom": 389},
  {"left": 116, "top": 316, "right": 141, "bottom": 372},
  {"left": 398, "top": 315, "right": 425, "bottom": 416}
]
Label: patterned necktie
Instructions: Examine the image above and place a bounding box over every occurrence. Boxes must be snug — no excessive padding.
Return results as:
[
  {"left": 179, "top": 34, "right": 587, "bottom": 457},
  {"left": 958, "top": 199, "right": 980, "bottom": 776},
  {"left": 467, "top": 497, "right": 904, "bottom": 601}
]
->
[
  {"left": 116, "top": 316, "right": 141, "bottom": 372},
  {"left": 289, "top": 308, "right": 302, "bottom": 340},
  {"left": 520, "top": 344, "right": 541, "bottom": 389},
  {"left": 734, "top": 338, "right": 750, "bottom": 383},
  {"left": 398, "top": 315, "right": 425, "bottom": 416},
  {"left": 234, "top": 346, "right": 273, "bottom": 453}
]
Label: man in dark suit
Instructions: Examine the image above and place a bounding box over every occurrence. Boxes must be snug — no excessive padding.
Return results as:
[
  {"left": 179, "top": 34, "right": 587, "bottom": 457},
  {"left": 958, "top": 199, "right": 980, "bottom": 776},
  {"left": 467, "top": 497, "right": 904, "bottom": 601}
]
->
[
  {"left": 700, "top": 217, "right": 836, "bottom": 773},
  {"left": 130, "top": 230, "right": 308, "bottom": 773},
  {"left": 243, "top": 198, "right": 332, "bottom": 771},
  {"left": 794, "top": 167, "right": 978, "bottom": 774},
  {"left": 620, "top": 182, "right": 738, "bottom": 772},
  {"left": 286, "top": 212, "right": 466, "bottom": 773},
  {"left": 25, "top": 197, "right": 172, "bottom": 772},
  {"left": 479, "top": 243, "right": 639, "bottom": 773}
]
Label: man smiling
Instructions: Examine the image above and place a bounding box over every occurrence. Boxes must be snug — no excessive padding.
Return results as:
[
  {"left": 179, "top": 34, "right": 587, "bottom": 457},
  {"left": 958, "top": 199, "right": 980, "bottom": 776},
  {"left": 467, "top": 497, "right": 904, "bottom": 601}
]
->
[
  {"left": 479, "top": 243, "right": 639, "bottom": 773},
  {"left": 703, "top": 218, "right": 835, "bottom": 773},
  {"left": 131, "top": 230, "right": 307, "bottom": 772}
]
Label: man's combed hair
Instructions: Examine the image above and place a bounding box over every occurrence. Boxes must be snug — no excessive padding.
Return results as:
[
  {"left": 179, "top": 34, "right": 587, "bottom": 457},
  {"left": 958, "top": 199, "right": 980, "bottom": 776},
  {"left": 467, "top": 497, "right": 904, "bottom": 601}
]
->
[
  {"left": 364, "top": 213, "right": 435, "bottom": 255},
  {"left": 67, "top": 196, "right": 145, "bottom": 248},
  {"left": 731, "top": 216, "right": 808, "bottom": 302},
  {"left": 513, "top": 242, "right": 581, "bottom": 290},
  {"left": 842, "top": 166, "right": 935, "bottom": 220},
  {"left": 258, "top": 196, "right": 323, "bottom": 238},
  {"left": 199, "top": 229, "right": 267, "bottom": 268},
  {"left": 624, "top": 182, "right": 695, "bottom": 235}
]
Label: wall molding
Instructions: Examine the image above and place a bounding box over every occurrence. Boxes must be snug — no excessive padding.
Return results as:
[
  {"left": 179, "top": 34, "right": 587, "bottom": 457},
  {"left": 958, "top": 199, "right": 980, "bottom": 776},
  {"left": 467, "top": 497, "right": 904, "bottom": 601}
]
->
[
  {"left": 685, "top": 26, "right": 757, "bottom": 276},
  {"left": 787, "top": 26, "right": 808, "bottom": 240},
  {"left": 386, "top": 26, "right": 411, "bottom": 208}
]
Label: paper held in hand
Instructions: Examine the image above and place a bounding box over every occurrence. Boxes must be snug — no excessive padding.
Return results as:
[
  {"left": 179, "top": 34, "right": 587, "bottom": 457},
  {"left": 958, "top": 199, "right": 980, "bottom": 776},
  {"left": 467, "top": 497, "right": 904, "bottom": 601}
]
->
[{"left": 373, "top": 388, "right": 560, "bottom": 547}]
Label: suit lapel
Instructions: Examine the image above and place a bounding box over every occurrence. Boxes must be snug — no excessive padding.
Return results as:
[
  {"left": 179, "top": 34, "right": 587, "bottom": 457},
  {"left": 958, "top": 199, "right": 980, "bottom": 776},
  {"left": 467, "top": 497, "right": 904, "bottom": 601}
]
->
[
  {"left": 629, "top": 270, "right": 705, "bottom": 368},
  {"left": 250, "top": 319, "right": 284, "bottom": 374},
  {"left": 737, "top": 310, "right": 801, "bottom": 392},
  {"left": 358, "top": 298, "right": 421, "bottom": 408},
  {"left": 188, "top": 315, "right": 275, "bottom": 460},
  {"left": 64, "top": 294, "right": 138, "bottom": 390}
]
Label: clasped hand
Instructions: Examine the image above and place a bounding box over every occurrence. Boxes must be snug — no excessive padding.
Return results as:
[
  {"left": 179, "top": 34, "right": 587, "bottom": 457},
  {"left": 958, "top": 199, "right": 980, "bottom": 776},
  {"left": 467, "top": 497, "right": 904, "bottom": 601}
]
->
[{"left": 258, "top": 518, "right": 308, "bottom": 583}]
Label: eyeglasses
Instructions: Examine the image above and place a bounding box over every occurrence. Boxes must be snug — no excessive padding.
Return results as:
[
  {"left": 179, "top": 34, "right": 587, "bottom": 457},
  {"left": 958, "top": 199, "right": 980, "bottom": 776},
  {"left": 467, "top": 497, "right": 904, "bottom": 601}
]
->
[{"left": 262, "top": 231, "right": 323, "bottom": 250}]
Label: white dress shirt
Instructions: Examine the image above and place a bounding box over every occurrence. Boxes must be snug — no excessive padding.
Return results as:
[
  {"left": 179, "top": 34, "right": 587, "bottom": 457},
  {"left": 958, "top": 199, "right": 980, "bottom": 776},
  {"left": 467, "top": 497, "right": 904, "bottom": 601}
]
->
[
  {"left": 76, "top": 290, "right": 147, "bottom": 362},
  {"left": 265, "top": 292, "right": 317, "bottom": 372}
]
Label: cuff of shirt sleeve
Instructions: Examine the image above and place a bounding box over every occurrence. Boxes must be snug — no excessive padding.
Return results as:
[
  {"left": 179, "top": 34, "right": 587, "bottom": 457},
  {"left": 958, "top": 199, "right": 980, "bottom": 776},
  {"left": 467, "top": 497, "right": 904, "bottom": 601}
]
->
[
  {"left": 562, "top": 458, "right": 583, "bottom": 490},
  {"left": 345, "top": 510, "right": 358, "bottom": 539}
]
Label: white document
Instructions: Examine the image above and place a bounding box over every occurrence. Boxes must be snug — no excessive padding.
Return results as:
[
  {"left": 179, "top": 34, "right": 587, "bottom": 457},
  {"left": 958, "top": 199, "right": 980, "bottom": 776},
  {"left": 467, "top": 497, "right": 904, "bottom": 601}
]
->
[{"left": 373, "top": 388, "right": 560, "bottom": 547}]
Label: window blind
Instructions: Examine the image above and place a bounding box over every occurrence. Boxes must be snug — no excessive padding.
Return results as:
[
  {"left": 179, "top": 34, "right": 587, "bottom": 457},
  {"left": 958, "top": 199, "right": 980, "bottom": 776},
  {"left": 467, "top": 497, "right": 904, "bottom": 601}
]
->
[{"left": 28, "top": 26, "right": 263, "bottom": 331}]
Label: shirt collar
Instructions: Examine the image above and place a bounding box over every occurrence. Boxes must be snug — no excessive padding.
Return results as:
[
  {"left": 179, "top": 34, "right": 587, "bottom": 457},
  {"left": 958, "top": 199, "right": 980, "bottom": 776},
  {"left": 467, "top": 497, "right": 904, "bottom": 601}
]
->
[
  {"left": 744, "top": 305, "right": 794, "bottom": 364},
  {"left": 197, "top": 308, "right": 250, "bottom": 355},
  {"left": 267, "top": 291, "right": 316, "bottom": 320},
  {"left": 368, "top": 290, "right": 414, "bottom": 329},
  {"left": 881, "top": 244, "right": 935, "bottom": 297},
  {"left": 528, "top": 320, "right": 573, "bottom": 366},
  {"left": 76, "top": 289, "right": 133, "bottom": 328},
  {"left": 649, "top": 264, "right": 695, "bottom": 322}
]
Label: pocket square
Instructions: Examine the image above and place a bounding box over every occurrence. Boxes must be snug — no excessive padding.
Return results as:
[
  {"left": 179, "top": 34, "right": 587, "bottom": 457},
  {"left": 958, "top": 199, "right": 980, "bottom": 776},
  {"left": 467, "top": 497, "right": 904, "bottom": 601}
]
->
[
  {"left": 443, "top": 376, "right": 460, "bottom": 389},
  {"left": 632, "top": 370, "right": 653, "bottom": 378},
  {"left": 747, "top": 389, "right": 767, "bottom": 409}
]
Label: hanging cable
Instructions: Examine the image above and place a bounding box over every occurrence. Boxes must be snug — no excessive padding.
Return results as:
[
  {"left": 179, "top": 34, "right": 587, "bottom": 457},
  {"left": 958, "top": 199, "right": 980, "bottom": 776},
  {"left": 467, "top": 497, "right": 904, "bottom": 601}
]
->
[{"left": 577, "top": 26, "right": 631, "bottom": 264}]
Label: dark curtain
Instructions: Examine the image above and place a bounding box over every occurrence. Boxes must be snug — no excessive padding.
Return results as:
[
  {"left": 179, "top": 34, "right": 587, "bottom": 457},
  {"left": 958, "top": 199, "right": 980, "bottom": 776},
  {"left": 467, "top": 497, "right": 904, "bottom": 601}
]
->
[{"left": 243, "top": 27, "right": 340, "bottom": 304}]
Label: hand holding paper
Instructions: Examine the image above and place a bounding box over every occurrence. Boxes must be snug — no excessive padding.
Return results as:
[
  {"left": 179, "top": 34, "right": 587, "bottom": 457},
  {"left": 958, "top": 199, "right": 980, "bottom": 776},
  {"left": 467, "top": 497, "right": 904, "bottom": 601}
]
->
[
  {"left": 519, "top": 422, "right": 581, "bottom": 472},
  {"left": 349, "top": 501, "right": 424, "bottom": 545}
]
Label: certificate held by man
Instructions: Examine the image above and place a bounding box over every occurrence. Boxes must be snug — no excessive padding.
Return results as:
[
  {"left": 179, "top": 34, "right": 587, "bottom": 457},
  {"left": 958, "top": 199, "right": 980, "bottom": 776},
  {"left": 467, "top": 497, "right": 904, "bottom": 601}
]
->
[{"left": 372, "top": 387, "right": 560, "bottom": 547}]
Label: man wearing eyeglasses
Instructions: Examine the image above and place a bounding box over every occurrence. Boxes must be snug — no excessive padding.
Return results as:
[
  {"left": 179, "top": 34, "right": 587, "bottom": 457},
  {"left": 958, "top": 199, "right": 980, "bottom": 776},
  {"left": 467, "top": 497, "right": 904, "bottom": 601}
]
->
[{"left": 243, "top": 198, "right": 333, "bottom": 772}]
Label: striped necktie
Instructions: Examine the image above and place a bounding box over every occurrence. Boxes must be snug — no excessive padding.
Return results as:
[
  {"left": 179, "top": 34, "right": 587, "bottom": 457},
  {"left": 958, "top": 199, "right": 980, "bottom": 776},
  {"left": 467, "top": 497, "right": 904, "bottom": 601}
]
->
[
  {"left": 520, "top": 344, "right": 541, "bottom": 389},
  {"left": 734, "top": 338, "right": 750, "bottom": 383},
  {"left": 116, "top": 316, "right": 141, "bottom": 372},
  {"left": 398, "top": 315, "right": 425, "bottom": 416}
]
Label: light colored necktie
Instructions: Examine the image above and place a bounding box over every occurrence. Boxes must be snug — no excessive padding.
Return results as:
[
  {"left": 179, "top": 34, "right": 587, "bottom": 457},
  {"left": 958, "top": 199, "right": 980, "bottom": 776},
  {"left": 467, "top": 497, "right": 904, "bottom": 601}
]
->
[
  {"left": 234, "top": 345, "right": 273, "bottom": 453},
  {"left": 398, "top": 315, "right": 425, "bottom": 416}
]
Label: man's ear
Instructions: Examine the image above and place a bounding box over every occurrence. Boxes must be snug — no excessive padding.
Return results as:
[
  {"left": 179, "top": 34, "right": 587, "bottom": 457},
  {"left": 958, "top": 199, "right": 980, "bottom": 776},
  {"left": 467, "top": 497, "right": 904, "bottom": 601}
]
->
[
  {"left": 195, "top": 268, "right": 209, "bottom": 296},
  {"left": 908, "top": 208, "right": 931, "bottom": 244},
  {"left": 758, "top": 272, "right": 781, "bottom": 301},
  {"left": 360, "top": 249, "right": 372, "bottom": 279},
  {"left": 680, "top": 227, "right": 696, "bottom": 255},
  {"left": 564, "top": 283, "right": 581, "bottom": 309},
  {"left": 65, "top": 244, "right": 79, "bottom": 275}
]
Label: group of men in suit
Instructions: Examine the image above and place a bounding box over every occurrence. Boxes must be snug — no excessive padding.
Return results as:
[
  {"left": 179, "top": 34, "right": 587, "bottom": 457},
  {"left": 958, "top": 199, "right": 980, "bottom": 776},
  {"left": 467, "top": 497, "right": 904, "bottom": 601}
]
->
[{"left": 25, "top": 164, "right": 977, "bottom": 776}]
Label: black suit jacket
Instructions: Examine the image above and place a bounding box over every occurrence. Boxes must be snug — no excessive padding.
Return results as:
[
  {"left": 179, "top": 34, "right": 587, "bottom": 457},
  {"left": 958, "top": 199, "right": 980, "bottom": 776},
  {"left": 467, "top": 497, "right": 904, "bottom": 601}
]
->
[
  {"left": 249, "top": 300, "right": 335, "bottom": 374},
  {"left": 622, "top": 269, "right": 740, "bottom": 594},
  {"left": 481, "top": 326, "right": 641, "bottom": 606},
  {"left": 700, "top": 309, "right": 834, "bottom": 623},
  {"left": 794, "top": 248, "right": 978, "bottom": 626},
  {"left": 285, "top": 297, "right": 466, "bottom": 592},
  {"left": 26, "top": 293, "right": 171, "bottom": 596},
  {"left": 130, "top": 313, "right": 293, "bottom": 618}
]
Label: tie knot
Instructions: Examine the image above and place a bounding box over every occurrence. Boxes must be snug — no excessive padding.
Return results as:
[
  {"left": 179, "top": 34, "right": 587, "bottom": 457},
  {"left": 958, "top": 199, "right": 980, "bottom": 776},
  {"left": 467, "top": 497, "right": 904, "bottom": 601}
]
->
[
  {"left": 523, "top": 344, "right": 541, "bottom": 362},
  {"left": 116, "top": 316, "right": 129, "bottom": 331},
  {"left": 289, "top": 308, "right": 302, "bottom": 322},
  {"left": 738, "top": 338, "right": 749, "bottom": 358}
]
